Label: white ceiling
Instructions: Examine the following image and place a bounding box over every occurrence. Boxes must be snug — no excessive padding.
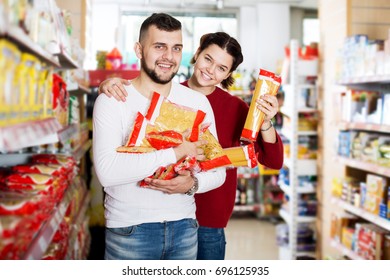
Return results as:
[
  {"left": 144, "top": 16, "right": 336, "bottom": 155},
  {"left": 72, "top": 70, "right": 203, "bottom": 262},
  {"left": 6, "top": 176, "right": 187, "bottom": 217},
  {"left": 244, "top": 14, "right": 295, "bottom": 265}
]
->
[{"left": 93, "top": 0, "right": 318, "bottom": 10}]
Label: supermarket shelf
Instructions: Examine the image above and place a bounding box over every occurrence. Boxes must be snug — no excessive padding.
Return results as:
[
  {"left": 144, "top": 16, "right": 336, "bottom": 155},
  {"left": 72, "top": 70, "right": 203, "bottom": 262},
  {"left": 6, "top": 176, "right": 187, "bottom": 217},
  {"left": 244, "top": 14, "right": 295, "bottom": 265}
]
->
[
  {"left": 70, "top": 140, "right": 92, "bottom": 162},
  {"left": 337, "top": 156, "right": 390, "bottom": 177},
  {"left": 283, "top": 158, "right": 317, "bottom": 176},
  {"left": 233, "top": 204, "right": 260, "bottom": 212},
  {"left": 279, "top": 245, "right": 316, "bottom": 260},
  {"left": 57, "top": 124, "right": 79, "bottom": 143},
  {"left": 68, "top": 83, "right": 91, "bottom": 95},
  {"left": 54, "top": 50, "right": 79, "bottom": 69},
  {"left": 280, "top": 106, "right": 317, "bottom": 119},
  {"left": 338, "top": 122, "right": 390, "bottom": 134},
  {"left": 280, "top": 183, "right": 316, "bottom": 197},
  {"left": 5, "top": 25, "right": 60, "bottom": 67},
  {"left": 0, "top": 118, "right": 62, "bottom": 152},
  {"left": 23, "top": 185, "right": 74, "bottom": 260},
  {"left": 237, "top": 173, "right": 259, "bottom": 179},
  {"left": 337, "top": 75, "right": 390, "bottom": 85},
  {"left": 65, "top": 191, "right": 90, "bottom": 260},
  {"left": 279, "top": 208, "right": 316, "bottom": 225},
  {"left": 330, "top": 239, "right": 364, "bottom": 260},
  {"left": 332, "top": 197, "right": 390, "bottom": 231},
  {"left": 281, "top": 127, "right": 318, "bottom": 140}
]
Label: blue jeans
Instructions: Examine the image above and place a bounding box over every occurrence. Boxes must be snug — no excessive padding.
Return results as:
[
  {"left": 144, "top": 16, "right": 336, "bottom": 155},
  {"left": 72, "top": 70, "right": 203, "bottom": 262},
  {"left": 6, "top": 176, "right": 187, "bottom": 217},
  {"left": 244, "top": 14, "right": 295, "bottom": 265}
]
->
[
  {"left": 104, "top": 218, "right": 198, "bottom": 260},
  {"left": 197, "top": 226, "right": 226, "bottom": 260}
]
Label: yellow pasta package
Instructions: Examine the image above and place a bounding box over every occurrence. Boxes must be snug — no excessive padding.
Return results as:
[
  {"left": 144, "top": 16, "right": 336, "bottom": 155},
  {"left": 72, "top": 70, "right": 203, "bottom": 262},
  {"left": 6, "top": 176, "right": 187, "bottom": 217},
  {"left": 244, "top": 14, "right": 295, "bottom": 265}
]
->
[
  {"left": 198, "top": 125, "right": 230, "bottom": 171},
  {"left": 145, "top": 91, "right": 206, "bottom": 142},
  {"left": 241, "top": 69, "right": 281, "bottom": 142},
  {"left": 222, "top": 143, "right": 257, "bottom": 168}
]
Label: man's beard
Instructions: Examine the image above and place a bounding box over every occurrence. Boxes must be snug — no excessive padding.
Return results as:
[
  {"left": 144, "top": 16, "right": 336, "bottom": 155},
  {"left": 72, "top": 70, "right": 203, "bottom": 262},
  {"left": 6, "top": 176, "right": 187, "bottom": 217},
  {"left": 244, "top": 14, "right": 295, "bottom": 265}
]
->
[{"left": 140, "top": 58, "right": 177, "bottom": 84}]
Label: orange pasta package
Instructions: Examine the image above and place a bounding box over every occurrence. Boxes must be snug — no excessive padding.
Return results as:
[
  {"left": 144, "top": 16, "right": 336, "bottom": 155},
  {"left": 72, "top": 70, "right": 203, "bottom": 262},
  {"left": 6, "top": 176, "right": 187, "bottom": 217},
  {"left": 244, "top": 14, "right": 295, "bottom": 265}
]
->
[
  {"left": 240, "top": 69, "right": 281, "bottom": 142},
  {"left": 222, "top": 143, "right": 257, "bottom": 168}
]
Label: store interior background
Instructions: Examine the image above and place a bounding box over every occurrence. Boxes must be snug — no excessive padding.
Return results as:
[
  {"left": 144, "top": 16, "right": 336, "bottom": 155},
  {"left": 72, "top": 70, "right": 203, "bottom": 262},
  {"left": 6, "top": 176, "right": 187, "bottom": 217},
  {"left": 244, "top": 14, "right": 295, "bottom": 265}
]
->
[
  {"left": 51, "top": 0, "right": 390, "bottom": 260},
  {"left": 79, "top": 0, "right": 320, "bottom": 260},
  {"left": 3, "top": 0, "right": 390, "bottom": 260}
]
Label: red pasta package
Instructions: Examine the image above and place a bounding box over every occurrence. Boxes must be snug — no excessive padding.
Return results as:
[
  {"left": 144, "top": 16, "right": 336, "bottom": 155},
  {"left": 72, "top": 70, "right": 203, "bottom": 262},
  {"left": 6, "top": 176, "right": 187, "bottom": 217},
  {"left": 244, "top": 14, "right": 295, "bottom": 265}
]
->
[
  {"left": 146, "top": 130, "right": 183, "bottom": 149},
  {"left": 140, "top": 156, "right": 198, "bottom": 186},
  {"left": 5, "top": 173, "right": 55, "bottom": 186}
]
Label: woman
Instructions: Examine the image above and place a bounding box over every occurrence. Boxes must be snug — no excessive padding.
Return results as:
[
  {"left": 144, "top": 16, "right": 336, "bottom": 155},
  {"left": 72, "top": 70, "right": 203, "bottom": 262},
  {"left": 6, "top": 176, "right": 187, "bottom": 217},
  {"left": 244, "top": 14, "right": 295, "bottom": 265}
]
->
[{"left": 98, "top": 32, "right": 284, "bottom": 260}]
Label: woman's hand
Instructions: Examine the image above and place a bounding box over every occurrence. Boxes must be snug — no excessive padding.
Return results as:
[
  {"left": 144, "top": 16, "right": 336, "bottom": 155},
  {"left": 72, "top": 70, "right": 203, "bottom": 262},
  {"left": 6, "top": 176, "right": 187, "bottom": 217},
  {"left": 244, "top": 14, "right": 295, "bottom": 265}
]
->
[
  {"left": 98, "top": 78, "right": 130, "bottom": 102},
  {"left": 256, "top": 94, "right": 279, "bottom": 122}
]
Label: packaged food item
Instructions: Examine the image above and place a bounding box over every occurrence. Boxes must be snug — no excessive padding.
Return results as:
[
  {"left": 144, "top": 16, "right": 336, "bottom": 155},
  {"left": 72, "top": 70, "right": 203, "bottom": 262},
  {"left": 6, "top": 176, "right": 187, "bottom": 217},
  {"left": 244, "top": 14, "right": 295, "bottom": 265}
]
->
[
  {"left": 144, "top": 92, "right": 206, "bottom": 142},
  {"left": 222, "top": 143, "right": 257, "bottom": 168},
  {"left": 241, "top": 69, "right": 281, "bottom": 142},
  {"left": 140, "top": 156, "right": 198, "bottom": 186},
  {"left": 116, "top": 146, "right": 156, "bottom": 153},
  {"left": 198, "top": 126, "right": 230, "bottom": 171},
  {"left": 146, "top": 130, "right": 183, "bottom": 149}
]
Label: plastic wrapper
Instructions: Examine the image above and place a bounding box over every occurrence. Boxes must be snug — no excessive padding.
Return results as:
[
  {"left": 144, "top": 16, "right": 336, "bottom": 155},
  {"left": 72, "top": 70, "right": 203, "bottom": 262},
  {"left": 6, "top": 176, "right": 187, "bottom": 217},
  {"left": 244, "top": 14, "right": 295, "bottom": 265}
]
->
[
  {"left": 198, "top": 126, "right": 231, "bottom": 171},
  {"left": 241, "top": 69, "right": 281, "bottom": 142},
  {"left": 116, "top": 146, "right": 156, "bottom": 153},
  {"left": 5, "top": 173, "right": 55, "bottom": 186},
  {"left": 146, "top": 130, "right": 183, "bottom": 149},
  {"left": 140, "top": 156, "right": 198, "bottom": 186},
  {"left": 145, "top": 92, "right": 206, "bottom": 142},
  {"left": 222, "top": 143, "right": 258, "bottom": 168}
]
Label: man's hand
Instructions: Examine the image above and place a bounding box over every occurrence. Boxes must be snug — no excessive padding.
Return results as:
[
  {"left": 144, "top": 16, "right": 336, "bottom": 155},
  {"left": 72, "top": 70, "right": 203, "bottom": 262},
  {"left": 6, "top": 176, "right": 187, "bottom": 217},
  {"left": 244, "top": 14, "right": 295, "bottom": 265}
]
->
[
  {"left": 98, "top": 77, "right": 130, "bottom": 102},
  {"left": 173, "top": 130, "right": 207, "bottom": 161},
  {"left": 143, "top": 170, "right": 194, "bottom": 194}
]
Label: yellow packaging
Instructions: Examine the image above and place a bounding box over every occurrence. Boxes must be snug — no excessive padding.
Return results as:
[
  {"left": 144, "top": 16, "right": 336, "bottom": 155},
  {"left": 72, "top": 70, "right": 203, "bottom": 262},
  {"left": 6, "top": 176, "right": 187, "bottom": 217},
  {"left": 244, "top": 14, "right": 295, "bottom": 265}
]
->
[
  {"left": 42, "top": 69, "right": 54, "bottom": 118},
  {"left": 240, "top": 69, "right": 281, "bottom": 142},
  {"left": 19, "top": 53, "right": 40, "bottom": 122},
  {"left": 0, "top": 40, "right": 21, "bottom": 126}
]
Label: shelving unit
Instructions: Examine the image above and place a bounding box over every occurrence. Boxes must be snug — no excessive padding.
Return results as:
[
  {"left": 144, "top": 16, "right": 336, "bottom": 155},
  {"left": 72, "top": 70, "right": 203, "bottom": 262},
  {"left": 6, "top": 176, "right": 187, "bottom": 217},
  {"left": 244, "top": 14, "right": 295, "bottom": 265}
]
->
[
  {"left": 257, "top": 166, "right": 282, "bottom": 220},
  {"left": 234, "top": 167, "right": 261, "bottom": 214},
  {"left": 278, "top": 39, "right": 319, "bottom": 260},
  {"left": 333, "top": 76, "right": 390, "bottom": 260},
  {"left": 0, "top": 5, "right": 91, "bottom": 259}
]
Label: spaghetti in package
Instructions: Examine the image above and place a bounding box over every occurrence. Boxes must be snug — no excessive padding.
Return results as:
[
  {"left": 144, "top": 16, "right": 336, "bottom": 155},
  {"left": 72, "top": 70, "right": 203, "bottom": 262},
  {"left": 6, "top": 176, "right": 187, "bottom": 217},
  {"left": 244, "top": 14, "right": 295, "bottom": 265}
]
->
[
  {"left": 118, "top": 92, "right": 204, "bottom": 152},
  {"left": 198, "top": 125, "right": 231, "bottom": 171},
  {"left": 241, "top": 69, "right": 281, "bottom": 142},
  {"left": 140, "top": 156, "right": 198, "bottom": 186},
  {"left": 222, "top": 143, "right": 258, "bottom": 168}
]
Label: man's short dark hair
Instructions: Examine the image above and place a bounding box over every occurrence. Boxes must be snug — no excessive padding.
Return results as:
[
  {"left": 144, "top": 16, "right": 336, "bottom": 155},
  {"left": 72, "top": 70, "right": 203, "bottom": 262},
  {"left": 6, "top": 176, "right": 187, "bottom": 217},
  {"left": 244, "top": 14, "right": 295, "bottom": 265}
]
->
[{"left": 139, "top": 13, "right": 182, "bottom": 42}]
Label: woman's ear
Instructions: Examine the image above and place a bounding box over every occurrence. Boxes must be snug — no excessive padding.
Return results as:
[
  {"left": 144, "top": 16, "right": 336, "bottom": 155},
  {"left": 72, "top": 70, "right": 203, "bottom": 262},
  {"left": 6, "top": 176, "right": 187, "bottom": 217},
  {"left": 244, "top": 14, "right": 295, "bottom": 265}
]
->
[{"left": 134, "top": 42, "right": 142, "bottom": 59}]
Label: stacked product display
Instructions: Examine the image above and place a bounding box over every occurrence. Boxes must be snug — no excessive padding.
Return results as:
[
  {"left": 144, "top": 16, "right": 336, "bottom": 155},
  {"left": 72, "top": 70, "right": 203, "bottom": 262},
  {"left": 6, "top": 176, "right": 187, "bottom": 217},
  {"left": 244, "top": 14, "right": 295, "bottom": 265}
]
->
[
  {"left": 0, "top": 0, "right": 91, "bottom": 260},
  {"left": 331, "top": 33, "right": 390, "bottom": 260},
  {"left": 277, "top": 39, "right": 319, "bottom": 259}
]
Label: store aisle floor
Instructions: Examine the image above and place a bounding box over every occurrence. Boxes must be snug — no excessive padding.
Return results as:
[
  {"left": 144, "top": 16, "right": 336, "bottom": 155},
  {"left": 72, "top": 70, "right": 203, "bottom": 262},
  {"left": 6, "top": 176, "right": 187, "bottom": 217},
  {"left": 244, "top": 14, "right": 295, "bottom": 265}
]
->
[{"left": 225, "top": 216, "right": 279, "bottom": 260}]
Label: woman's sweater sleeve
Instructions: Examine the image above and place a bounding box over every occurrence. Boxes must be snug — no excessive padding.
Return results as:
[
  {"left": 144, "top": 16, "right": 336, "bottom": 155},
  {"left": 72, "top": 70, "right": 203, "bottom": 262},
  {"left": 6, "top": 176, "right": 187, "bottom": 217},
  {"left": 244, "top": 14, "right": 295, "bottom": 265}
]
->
[{"left": 92, "top": 95, "right": 177, "bottom": 187}]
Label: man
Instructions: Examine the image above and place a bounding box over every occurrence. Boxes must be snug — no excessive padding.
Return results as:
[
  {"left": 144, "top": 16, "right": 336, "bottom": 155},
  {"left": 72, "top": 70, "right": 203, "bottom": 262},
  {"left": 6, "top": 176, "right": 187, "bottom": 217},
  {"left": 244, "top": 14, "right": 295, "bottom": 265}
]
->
[{"left": 93, "top": 13, "right": 225, "bottom": 260}]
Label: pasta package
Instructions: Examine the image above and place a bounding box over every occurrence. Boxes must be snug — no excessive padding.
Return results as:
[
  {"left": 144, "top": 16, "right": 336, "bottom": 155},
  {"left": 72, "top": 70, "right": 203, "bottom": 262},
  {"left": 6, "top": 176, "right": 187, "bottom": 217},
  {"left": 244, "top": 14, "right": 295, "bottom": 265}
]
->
[
  {"left": 198, "top": 126, "right": 231, "bottom": 171},
  {"left": 241, "top": 69, "right": 281, "bottom": 142},
  {"left": 222, "top": 143, "right": 257, "bottom": 168},
  {"left": 140, "top": 156, "right": 198, "bottom": 186},
  {"left": 122, "top": 91, "right": 205, "bottom": 150},
  {"left": 145, "top": 92, "right": 206, "bottom": 142}
]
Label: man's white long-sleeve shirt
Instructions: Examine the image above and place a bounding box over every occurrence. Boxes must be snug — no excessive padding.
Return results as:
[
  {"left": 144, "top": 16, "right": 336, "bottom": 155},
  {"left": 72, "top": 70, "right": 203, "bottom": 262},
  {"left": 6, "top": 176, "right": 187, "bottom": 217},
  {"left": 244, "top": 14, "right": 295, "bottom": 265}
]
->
[{"left": 93, "top": 83, "right": 226, "bottom": 228}]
